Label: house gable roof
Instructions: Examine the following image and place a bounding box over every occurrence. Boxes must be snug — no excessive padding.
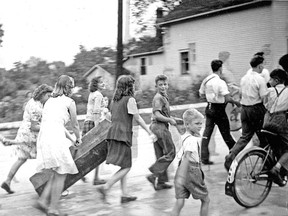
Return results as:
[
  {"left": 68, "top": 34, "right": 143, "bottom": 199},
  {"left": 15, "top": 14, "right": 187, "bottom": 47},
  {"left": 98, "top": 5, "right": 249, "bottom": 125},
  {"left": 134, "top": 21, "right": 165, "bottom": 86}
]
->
[
  {"left": 83, "top": 64, "right": 131, "bottom": 78},
  {"left": 158, "top": 0, "right": 272, "bottom": 26}
]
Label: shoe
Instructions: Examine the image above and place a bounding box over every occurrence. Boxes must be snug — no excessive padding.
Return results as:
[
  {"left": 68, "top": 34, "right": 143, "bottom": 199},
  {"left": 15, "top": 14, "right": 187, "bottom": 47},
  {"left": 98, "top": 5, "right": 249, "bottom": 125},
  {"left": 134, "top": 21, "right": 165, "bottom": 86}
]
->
[
  {"left": 155, "top": 183, "right": 173, "bottom": 191},
  {"left": 93, "top": 179, "right": 106, "bottom": 185},
  {"left": 61, "top": 190, "right": 69, "bottom": 197},
  {"left": 146, "top": 174, "right": 158, "bottom": 190},
  {"left": 121, "top": 196, "right": 137, "bottom": 204},
  {"left": 32, "top": 201, "right": 48, "bottom": 214},
  {"left": 97, "top": 186, "right": 107, "bottom": 202},
  {"left": 269, "top": 167, "right": 286, "bottom": 187},
  {"left": 1, "top": 182, "right": 14, "bottom": 194},
  {"left": 202, "top": 160, "right": 214, "bottom": 165}
]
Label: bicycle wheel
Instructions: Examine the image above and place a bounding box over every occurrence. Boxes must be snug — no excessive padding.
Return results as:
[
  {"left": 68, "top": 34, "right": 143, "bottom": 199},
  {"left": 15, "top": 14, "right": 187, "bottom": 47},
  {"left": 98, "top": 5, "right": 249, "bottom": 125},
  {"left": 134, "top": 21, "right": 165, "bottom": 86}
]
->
[{"left": 233, "top": 150, "right": 273, "bottom": 208}]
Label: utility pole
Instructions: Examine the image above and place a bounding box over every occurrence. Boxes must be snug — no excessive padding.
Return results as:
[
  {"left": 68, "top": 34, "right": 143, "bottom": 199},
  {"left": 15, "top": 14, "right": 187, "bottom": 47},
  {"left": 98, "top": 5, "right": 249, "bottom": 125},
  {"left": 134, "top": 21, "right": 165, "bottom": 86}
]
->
[
  {"left": 0, "top": 24, "right": 4, "bottom": 47},
  {"left": 116, "top": 0, "right": 123, "bottom": 83}
]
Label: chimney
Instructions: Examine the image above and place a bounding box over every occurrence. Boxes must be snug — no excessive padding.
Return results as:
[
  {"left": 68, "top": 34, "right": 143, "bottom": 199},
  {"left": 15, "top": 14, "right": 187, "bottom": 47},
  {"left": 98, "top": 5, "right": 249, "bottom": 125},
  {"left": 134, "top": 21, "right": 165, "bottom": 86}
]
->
[{"left": 156, "top": 7, "right": 163, "bottom": 45}]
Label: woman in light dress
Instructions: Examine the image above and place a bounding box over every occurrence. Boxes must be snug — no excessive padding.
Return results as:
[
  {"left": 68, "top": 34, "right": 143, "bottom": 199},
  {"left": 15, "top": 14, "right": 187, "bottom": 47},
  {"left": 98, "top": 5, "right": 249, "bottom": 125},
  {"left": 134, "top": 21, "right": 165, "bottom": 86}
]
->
[
  {"left": 1, "top": 84, "right": 53, "bottom": 194},
  {"left": 35, "top": 75, "right": 82, "bottom": 216},
  {"left": 81, "top": 76, "right": 109, "bottom": 185}
]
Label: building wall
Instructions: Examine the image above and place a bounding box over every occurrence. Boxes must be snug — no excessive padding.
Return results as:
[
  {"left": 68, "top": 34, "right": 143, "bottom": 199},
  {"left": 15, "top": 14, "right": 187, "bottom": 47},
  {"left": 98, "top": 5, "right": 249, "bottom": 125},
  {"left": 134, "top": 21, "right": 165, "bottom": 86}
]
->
[
  {"left": 124, "top": 53, "right": 165, "bottom": 90},
  {"left": 270, "top": 0, "right": 288, "bottom": 68},
  {"left": 163, "top": 4, "right": 277, "bottom": 89}
]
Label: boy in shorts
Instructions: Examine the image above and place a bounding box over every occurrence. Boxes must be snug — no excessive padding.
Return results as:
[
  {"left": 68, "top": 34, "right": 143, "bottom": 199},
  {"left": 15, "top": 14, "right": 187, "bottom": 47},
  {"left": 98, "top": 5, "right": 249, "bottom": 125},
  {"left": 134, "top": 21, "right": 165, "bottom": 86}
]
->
[{"left": 171, "top": 108, "right": 210, "bottom": 216}]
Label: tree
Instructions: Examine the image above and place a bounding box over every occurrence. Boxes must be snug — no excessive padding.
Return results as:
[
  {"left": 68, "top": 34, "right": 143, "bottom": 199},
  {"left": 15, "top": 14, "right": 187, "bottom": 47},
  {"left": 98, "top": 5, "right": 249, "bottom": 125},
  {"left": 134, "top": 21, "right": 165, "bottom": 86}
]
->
[
  {"left": 124, "top": 35, "right": 162, "bottom": 55},
  {"left": 131, "top": 0, "right": 180, "bottom": 35},
  {"left": 67, "top": 45, "right": 117, "bottom": 88}
]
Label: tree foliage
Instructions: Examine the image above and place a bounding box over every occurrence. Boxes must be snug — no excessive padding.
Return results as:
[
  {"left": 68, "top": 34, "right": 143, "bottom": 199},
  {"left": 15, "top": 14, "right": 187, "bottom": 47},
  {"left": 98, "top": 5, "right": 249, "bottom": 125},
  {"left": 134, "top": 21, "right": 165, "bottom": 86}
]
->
[
  {"left": 131, "top": 0, "right": 179, "bottom": 34},
  {"left": 124, "top": 36, "right": 162, "bottom": 55},
  {"left": 0, "top": 45, "right": 117, "bottom": 122},
  {"left": 66, "top": 45, "right": 117, "bottom": 89}
]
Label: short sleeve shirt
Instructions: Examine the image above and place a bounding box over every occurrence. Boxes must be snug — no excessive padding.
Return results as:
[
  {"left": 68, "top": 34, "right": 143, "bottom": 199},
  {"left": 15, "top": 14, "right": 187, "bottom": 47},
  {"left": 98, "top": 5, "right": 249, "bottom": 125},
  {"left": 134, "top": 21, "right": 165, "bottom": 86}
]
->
[
  {"left": 199, "top": 73, "right": 229, "bottom": 103},
  {"left": 178, "top": 133, "right": 201, "bottom": 163},
  {"left": 85, "top": 91, "right": 104, "bottom": 121},
  {"left": 151, "top": 92, "right": 170, "bottom": 123},
  {"left": 127, "top": 97, "right": 138, "bottom": 115},
  {"left": 247, "top": 68, "right": 270, "bottom": 84},
  {"left": 264, "top": 84, "right": 288, "bottom": 113},
  {"left": 240, "top": 71, "right": 268, "bottom": 106}
]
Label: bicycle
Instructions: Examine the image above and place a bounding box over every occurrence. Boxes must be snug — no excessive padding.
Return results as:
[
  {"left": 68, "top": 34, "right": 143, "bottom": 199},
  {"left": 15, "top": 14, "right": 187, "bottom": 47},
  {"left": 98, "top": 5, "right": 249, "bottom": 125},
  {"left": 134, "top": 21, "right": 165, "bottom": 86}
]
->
[{"left": 225, "top": 129, "right": 288, "bottom": 208}]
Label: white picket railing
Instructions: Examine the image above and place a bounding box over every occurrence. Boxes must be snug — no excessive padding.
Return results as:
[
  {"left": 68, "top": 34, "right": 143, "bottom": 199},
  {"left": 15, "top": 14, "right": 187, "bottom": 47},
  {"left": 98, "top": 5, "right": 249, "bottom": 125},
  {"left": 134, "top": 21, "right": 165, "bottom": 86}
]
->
[{"left": 0, "top": 102, "right": 207, "bottom": 130}]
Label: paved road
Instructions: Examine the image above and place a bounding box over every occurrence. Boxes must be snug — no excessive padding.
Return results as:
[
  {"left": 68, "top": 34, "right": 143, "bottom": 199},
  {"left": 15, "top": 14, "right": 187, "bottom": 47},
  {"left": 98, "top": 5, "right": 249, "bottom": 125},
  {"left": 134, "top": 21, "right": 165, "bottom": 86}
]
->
[{"left": 0, "top": 126, "right": 288, "bottom": 216}]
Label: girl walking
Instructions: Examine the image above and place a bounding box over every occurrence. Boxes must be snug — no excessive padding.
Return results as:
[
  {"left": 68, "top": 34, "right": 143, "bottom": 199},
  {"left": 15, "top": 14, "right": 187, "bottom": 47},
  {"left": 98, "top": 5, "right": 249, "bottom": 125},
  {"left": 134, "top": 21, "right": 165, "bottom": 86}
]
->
[
  {"left": 97, "top": 75, "right": 156, "bottom": 204},
  {"left": 82, "top": 76, "right": 108, "bottom": 185},
  {"left": 35, "top": 75, "right": 82, "bottom": 216},
  {"left": 1, "top": 84, "right": 53, "bottom": 194}
]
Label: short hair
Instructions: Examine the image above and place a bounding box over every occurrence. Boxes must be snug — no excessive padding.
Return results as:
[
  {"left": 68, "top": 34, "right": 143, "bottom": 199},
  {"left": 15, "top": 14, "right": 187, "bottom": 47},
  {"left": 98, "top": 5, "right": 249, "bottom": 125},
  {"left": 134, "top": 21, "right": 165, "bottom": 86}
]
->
[
  {"left": 211, "top": 60, "right": 223, "bottom": 72},
  {"left": 52, "top": 75, "right": 74, "bottom": 97},
  {"left": 270, "top": 68, "right": 288, "bottom": 84},
  {"left": 279, "top": 54, "right": 288, "bottom": 72},
  {"left": 182, "top": 108, "right": 204, "bottom": 125},
  {"left": 33, "top": 84, "right": 53, "bottom": 101},
  {"left": 250, "top": 55, "right": 264, "bottom": 68},
  {"left": 155, "top": 74, "right": 168, "bottom": 85},
  {"left": 89, "top": 76, "right": 102, "bottom": 92},
  {"left": 254, "top": 52, "right": 264, "bottom": 57}
]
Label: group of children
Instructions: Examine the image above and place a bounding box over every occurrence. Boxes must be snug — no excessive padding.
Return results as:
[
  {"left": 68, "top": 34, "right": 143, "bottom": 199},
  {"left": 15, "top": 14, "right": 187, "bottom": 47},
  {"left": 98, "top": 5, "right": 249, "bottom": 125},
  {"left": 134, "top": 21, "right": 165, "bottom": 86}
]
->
[
  {"left": 95, "top": 74, "right": 209, "bottom": 216},
  {"left": 0, "top": 73, "right": 209, "bottom": 216}
]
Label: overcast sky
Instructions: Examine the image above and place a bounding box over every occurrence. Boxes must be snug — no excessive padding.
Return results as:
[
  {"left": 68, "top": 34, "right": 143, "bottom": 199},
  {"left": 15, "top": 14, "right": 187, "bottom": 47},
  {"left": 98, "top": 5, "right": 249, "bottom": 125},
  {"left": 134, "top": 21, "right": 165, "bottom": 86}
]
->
[{"left": 0, "top": 0, "right": 122, "bottom": 69}]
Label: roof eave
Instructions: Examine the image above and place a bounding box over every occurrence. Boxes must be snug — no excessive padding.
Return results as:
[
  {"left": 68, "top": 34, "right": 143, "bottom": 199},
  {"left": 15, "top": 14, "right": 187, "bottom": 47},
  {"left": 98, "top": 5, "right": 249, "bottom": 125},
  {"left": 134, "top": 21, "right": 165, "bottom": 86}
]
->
[
  {"left": 128, "top": 49, "right": 163, "bottom": 58},
  {"left": 158, "top": 0, "right": 271, "bottom": 26},
  {"left": 83, "top": 65, "right": 98, "bottom": 78}
]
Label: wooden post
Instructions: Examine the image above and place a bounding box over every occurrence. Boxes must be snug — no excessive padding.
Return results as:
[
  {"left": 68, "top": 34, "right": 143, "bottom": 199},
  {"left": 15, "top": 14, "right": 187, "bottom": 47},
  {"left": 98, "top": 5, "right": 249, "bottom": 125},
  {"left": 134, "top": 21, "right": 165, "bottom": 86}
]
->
[{"left": 29, "top": 119, "right": 111, "bottom": 195}]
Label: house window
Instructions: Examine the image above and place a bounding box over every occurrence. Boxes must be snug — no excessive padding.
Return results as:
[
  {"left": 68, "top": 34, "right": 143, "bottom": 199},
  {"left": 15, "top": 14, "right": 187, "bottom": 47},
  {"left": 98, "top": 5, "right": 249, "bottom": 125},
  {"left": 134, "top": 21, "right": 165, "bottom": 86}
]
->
[
  {"left": 180, "top": 51, "right": 189, "bottom": 74},
  {"left": 189, "top": 43, "right": 196, "bottom": 63},
  {"left": 140, "top": 57, "right": 146, "bottom": 75}
]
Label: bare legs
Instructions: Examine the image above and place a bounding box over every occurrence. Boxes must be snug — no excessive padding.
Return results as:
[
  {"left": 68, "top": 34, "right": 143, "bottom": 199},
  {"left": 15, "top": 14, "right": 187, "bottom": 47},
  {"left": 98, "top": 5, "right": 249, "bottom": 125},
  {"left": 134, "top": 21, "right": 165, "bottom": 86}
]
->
[
  {"left": 2, "top": 158, "right": 27, "bottom": 189},
  {"left": 171, "top": 199, "right": 185, "bottom": 216},
  {"left": 37, "top": 170, "right": 67, "bottom": 214},
  {"left": 200, "top": 196, "right": 210, "bottom": 216},
  {"left": 98, "top": 167, "right": 137, "bottom": 203},
  {"left": 171, "top": 196, "right": 209, "bottom": 216},
  {"left": 102, "top": 167, "right": 130, "bottom": 194}
]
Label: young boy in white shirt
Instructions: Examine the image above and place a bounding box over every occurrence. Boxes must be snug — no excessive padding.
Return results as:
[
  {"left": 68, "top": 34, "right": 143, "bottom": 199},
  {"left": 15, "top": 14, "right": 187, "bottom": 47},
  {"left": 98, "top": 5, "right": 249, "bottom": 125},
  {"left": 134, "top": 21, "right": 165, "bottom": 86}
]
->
[{"left": 171, "top": 108, "right": 210, "bottom": 216}]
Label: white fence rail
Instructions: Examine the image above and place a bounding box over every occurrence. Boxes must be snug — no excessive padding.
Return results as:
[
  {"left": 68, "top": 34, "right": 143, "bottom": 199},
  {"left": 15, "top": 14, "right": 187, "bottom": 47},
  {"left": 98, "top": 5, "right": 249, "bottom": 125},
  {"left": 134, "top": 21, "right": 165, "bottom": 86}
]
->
[{"left": 0, "top": 102, "right": 207, "bottom": 130}]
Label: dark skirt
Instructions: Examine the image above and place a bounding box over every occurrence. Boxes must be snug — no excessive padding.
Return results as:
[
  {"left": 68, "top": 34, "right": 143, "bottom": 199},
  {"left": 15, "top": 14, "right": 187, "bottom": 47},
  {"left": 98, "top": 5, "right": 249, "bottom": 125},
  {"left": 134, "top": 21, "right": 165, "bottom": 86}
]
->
[{"left": 106, "top": 139, "right": 132, "bottom": 168}]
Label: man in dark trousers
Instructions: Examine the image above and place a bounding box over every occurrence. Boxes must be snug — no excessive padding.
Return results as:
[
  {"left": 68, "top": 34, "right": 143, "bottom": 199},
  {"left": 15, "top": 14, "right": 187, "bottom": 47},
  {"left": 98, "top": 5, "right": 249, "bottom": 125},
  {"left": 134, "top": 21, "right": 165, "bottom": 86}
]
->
[
  {"left": 224, "top": 55, "right": 268, "bottom": 170},
  {"left": 199, "top": 60, "right": 240, "bottom": 165}
]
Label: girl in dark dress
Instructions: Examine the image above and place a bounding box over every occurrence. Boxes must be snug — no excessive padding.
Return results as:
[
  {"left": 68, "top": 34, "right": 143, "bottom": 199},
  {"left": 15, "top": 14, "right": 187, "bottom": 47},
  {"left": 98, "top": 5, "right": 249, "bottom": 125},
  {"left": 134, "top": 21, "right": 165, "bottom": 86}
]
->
[{"left": 97, "top": 75, "right": 156, "bottom": 204}]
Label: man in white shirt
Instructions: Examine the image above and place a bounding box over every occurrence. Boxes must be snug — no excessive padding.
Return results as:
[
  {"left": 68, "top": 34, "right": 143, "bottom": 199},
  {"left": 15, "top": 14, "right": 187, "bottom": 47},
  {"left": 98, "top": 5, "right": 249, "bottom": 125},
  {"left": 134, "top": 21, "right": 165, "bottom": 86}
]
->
[
  {"left": 225, "top": 55, "right": 268, "bottom": 171},
  {"left": 247, "top": 52, "right": 270, "bottom": 86},
  {"left": 199, "top": 60, "right": 240, "bottom": 165}
]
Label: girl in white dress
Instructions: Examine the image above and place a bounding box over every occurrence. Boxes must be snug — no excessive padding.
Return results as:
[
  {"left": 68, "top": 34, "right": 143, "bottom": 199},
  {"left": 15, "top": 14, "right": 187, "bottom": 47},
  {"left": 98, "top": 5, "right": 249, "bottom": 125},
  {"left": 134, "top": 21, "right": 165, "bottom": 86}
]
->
[{"left": 35, "top": 75, "right": 82, "bottom": 216}]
